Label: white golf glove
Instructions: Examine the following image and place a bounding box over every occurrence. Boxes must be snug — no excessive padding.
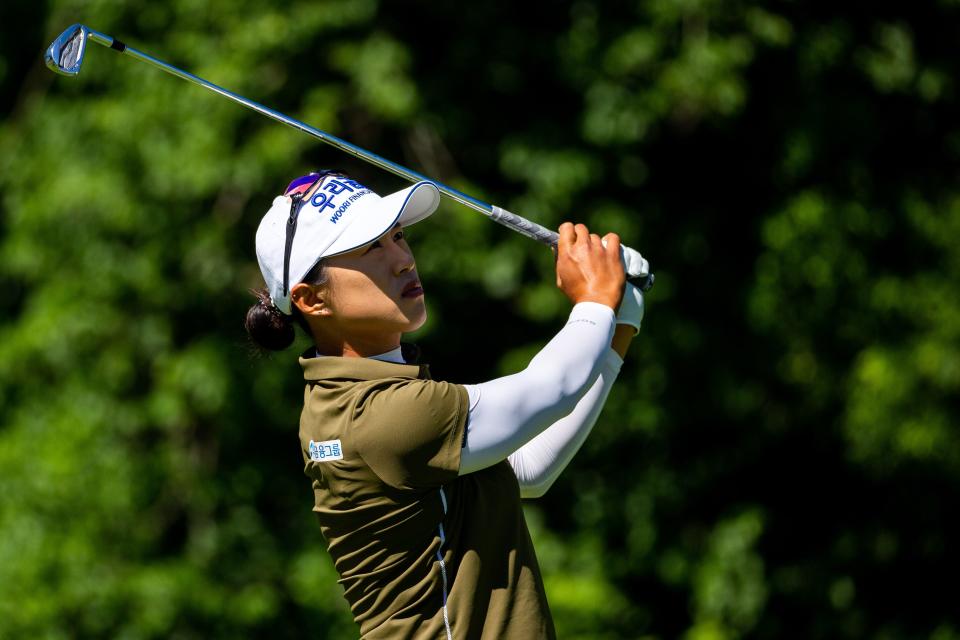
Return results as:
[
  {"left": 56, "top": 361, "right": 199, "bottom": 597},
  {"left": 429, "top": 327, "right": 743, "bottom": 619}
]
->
[
  {"left": 620, "top": 245, "right": 650, "bottom": 279},
  {"left": 616, "top": 283, "right": 645, "bottom": 334},
  {"left": 598, "top": 236, "right": 646, "bottom": 334}
]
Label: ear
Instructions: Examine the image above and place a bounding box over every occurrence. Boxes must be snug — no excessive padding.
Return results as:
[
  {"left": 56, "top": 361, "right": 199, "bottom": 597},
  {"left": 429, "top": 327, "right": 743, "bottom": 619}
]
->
[{"left": 290, "top": 282, "right": 330, "bottom": 317}]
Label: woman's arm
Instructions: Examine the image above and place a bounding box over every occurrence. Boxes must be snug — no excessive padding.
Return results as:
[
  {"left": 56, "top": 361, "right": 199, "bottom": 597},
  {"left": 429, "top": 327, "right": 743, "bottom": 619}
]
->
[
  {"left": 458, "top": 301, "right": 617, "bottom": 475},
  {"left": 506, "top": 346, "right": 622, "bottom": 497},
  {"left": 457, "top": 222, "right": 627, "bottom": 475},
  {"left": 460, "top": 284, "right": 642, "bottom": 487},
  {"left": 505, "top": 318, "right": 636, "bottom": 497}
]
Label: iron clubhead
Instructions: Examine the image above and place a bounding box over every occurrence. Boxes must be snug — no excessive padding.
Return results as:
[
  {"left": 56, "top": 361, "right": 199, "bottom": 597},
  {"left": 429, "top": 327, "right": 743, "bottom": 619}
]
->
[{"left": 45, "top": 24, "right": 89, "bottom": 76}]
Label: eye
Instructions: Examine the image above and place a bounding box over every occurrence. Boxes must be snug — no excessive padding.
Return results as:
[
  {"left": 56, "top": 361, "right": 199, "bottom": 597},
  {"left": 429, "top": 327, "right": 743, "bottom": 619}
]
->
[{"left": 363, "top": 229, "right": 404, "bottom": 254}]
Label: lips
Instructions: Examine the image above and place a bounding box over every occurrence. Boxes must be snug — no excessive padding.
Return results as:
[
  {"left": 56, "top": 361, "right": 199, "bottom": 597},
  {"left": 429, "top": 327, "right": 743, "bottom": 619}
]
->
[{"left": 401, "top": 281, "right": 424, "bottom": 298}]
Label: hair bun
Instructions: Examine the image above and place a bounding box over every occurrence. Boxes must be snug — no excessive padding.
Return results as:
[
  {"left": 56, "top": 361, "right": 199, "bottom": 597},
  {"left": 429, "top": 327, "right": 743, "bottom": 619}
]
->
[{"left": 245, "top": 288, "right": 295, "bottom": 351}]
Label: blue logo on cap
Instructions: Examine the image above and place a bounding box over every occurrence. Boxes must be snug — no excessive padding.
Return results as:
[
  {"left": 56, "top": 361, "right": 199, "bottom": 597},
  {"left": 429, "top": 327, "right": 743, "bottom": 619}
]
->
[{"left": 310, "top": 178, "right": 372, "bottom": 224}]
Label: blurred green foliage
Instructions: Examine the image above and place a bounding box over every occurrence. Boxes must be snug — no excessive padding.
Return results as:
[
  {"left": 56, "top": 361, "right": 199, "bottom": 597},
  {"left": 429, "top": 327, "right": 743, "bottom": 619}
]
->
[{"left": 1, "top": 0, "right": 958, "bottom": 637}]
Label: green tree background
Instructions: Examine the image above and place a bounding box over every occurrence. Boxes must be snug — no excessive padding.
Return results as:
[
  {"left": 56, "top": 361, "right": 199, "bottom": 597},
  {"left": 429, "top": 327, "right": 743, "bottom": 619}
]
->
[{"left": 2, "top": 0, "right": 958, "bottom": 638}]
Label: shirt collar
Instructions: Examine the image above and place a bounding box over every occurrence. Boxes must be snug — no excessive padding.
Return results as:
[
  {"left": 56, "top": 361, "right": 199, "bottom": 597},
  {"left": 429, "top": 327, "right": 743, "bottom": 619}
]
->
[{"left": 300, "top": 350, "right": 429, "bottom": 381}]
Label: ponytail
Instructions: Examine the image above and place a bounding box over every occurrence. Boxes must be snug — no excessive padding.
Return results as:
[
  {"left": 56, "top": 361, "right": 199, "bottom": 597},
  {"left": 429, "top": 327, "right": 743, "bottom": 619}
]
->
[{"left": 245, "top": 288, "right": 295, "bottom": 351}]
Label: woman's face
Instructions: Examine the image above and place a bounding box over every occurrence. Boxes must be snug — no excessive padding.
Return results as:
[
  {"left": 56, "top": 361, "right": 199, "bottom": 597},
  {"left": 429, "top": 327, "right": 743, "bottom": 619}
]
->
[{"left": 312, "top": 224, "right": 426, "bottom": 337}]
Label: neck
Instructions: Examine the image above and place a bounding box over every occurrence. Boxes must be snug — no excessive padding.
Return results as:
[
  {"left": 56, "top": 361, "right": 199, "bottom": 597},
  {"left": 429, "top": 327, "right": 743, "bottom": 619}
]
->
[{"left": 314, "top": 331, "right": 403, "bottom": 358}]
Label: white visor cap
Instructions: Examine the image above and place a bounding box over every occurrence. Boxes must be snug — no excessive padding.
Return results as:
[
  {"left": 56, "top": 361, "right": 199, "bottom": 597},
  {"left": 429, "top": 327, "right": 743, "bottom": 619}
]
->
[{"left": 255, "top": 174, "right": 441, "bottom": 315}]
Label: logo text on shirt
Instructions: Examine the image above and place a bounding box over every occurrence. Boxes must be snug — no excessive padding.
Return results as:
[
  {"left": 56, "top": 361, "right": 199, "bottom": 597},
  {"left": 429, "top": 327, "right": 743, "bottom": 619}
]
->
[{"left": 308, "top": 439, "right": 343, "bottom": 462}]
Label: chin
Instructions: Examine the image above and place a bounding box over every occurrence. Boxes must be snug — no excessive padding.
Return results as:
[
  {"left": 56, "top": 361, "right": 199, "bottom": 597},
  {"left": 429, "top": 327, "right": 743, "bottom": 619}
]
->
[{"left": 404, "top": 306, "right": 428, "bottom": 332}]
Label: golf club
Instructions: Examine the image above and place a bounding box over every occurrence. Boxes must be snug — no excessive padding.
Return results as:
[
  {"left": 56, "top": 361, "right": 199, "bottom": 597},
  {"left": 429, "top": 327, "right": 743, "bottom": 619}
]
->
[{"left": 45, "top": 23, "right": 654, "bottom": 290}]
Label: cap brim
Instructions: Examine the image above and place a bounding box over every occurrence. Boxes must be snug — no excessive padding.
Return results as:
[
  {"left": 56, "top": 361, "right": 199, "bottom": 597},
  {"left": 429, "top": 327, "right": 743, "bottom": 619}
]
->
[{"left": 322, "top": 181, "right": 440, "bottom": 258}]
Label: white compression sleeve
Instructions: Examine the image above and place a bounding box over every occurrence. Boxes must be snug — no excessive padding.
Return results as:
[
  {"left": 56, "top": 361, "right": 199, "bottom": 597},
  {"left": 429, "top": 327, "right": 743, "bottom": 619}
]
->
[
  {"left": 459, "top": 302, "right": 616, "bottom": 476},
  {"left": 507, "top": 349, "right": 622, "bottom": 498}
]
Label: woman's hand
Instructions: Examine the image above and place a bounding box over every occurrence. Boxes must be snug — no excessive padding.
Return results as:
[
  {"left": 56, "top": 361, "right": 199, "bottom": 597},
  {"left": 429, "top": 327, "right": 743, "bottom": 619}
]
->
[{"left": 555, "top": 222, "right": 626, "bottom": 310}]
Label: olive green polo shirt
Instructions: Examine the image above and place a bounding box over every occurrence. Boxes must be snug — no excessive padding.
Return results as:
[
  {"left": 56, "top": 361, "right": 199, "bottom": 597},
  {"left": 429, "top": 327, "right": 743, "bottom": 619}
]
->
[{"left": 299, "top": 354, "right": 556, "bottom": 639}]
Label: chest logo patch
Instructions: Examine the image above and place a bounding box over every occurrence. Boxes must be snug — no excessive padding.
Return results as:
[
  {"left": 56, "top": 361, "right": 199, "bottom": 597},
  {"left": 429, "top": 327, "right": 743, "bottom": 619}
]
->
[{"left": 308, "top": 439, "right": 343, "bottom": 462}]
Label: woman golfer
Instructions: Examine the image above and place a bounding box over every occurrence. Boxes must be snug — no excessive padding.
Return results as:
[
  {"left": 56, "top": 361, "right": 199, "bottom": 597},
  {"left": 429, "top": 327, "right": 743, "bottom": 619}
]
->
[{"left": 247, "top": 171, "right": 644, "bottom": 639}]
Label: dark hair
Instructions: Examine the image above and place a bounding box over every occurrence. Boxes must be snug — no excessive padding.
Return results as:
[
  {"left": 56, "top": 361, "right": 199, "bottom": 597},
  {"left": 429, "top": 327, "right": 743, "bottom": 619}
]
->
[{"left": 245, "top": 258, "right": 328, "bottom": 351}]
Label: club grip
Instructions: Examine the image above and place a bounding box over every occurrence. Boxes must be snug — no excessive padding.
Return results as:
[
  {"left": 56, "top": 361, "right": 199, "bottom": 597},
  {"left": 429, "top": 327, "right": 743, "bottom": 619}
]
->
[
  {"left": 489, "top": 205, "right": 559, "bottom": 245},
  {"left": 490, "top": 205, "right": 655, "bottom": 291}
]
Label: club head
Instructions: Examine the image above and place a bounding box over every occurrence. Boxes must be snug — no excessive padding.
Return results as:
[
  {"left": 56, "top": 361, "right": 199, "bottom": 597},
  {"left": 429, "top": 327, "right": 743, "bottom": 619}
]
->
[{"left": 45, "top": 24, "right": 89, "bottom": 76}]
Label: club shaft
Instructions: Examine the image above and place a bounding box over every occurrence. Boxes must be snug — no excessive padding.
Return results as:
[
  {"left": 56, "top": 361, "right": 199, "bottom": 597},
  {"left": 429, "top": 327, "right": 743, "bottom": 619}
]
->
[
  {"left": 85, "top": 31, "right": 533, "bottom": 230},
  {"left": 81, "top": 28, "right": 652, "bottom": 288}
]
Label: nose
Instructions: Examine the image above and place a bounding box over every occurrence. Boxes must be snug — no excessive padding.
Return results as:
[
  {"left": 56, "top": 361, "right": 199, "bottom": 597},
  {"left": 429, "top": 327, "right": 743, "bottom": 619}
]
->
[{"left": 388, "top": 236, "right": 416, "bottom": 276}]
